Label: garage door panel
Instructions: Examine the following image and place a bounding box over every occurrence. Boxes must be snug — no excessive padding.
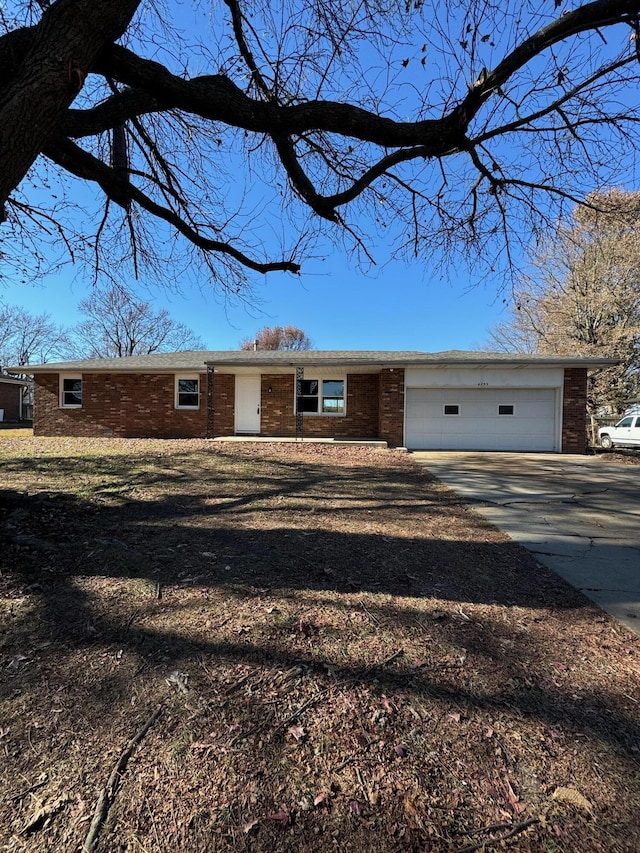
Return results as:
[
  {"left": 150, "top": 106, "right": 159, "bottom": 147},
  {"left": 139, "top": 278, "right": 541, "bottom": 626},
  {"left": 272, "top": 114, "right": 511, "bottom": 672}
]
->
[{"left": 405, "top": 388, "right": 557, "bottom": 451}]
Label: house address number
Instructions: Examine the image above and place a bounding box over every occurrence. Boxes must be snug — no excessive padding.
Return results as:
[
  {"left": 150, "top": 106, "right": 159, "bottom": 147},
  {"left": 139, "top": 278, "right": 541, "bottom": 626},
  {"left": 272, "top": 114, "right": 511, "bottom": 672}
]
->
[{"left": 477, "top": 381, "right": 489, "bottom": 386}]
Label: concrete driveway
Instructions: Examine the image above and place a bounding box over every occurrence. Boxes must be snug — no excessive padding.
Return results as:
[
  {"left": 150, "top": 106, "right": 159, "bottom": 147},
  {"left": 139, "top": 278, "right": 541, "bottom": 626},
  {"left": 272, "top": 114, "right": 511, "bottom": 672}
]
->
[{"left": 412, "top": 451, "right": 640, "bottom": 635}]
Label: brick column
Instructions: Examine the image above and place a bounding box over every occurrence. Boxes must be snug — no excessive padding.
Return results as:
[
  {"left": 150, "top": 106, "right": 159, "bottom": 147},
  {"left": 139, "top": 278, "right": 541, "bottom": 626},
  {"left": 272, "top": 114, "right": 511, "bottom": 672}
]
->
[
  {"left": 562, "top": 368, "right": 588, "bottom": 454},
  {"left": 206, "top": 365, "right": 214, "bottom": 438},
  {"left": 379, "top": 368, "right": 404, "bottom": 447}
]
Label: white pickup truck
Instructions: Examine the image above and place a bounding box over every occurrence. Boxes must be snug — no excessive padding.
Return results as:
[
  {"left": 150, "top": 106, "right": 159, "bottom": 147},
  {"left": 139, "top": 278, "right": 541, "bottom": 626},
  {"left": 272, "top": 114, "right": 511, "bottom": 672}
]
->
[{"left": 598, "top": 414, "right": 640, "bottom": 449}]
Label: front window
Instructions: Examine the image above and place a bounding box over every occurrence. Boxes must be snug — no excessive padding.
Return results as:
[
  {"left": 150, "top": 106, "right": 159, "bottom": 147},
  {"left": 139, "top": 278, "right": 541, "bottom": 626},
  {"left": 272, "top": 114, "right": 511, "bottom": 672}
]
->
[
  {"left": 321, "top": 379, "right": 345, "bottom": 413},
  {"left": 61, "top": 376, "right": 82, "bottom": 408},
  {"left": 498, "top": 404, "right": 515, "bottom": 415},
  {"left": 300, "top": 379, "right": 320, "bottom": 412},
  {"left": 298, "top": 378, "right": 345, "bottom": 415},
  {"left": 176, "top": 376, "right": 200, "bottom": 409},
  {"left": 443, "top": 404, "right": 459, "bottom": 415},
  {"left": 616, "top": 416, "right": 634, "bottom": 428}
]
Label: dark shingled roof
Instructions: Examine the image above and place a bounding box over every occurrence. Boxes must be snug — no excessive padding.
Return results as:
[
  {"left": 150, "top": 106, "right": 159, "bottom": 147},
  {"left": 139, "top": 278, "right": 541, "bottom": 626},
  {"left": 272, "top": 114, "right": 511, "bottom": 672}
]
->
[{"left": 6, "top": 349, "right": 618, "bottom": 373}]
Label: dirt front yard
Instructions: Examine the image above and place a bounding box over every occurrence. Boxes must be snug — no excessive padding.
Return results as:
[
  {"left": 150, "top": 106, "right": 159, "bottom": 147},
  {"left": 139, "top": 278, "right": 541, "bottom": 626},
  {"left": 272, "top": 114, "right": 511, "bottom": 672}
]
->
[{"left": 1, "top": 436, "right": 639, "bottom": 852}]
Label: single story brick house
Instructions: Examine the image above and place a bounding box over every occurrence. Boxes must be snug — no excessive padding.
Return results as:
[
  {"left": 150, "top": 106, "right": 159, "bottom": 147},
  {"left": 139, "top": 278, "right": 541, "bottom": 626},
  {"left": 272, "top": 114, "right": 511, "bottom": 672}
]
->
[
  {"left": 9, "top": 350, "right": 615, "bottom": 452},
  {"left": 0, "top": 374, "right": 31, "bottom": 421}
]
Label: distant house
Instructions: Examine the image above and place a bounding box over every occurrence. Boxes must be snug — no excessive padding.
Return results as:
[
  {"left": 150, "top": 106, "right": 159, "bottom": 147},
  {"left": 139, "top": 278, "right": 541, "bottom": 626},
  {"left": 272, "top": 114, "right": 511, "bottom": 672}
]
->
[
  {"left": 8, "top": 350, "right": 617, "bottom": 453},
  {"left": 0, "top": 374, "right": 32, "bottom": 422}
]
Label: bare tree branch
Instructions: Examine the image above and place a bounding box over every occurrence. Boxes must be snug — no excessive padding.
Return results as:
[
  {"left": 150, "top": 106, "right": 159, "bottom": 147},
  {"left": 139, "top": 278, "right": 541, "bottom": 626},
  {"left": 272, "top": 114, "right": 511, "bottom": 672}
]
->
[
  {"left": 3, "top": 0, "right": 640, "bottom": 287},
  {"left": 45, "top": 136, "right": 300, "bottom": 274}
]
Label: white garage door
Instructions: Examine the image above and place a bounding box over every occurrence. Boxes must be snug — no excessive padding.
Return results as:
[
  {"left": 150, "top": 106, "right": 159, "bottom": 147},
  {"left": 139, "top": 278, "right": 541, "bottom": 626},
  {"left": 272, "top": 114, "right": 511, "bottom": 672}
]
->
[{"left": 405, "top": 388, "right": 558, "bottom": 451}]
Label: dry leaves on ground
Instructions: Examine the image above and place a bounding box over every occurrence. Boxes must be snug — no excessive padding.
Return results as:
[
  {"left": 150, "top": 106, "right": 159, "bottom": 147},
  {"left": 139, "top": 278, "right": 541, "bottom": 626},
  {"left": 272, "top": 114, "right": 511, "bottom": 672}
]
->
[{"left": 0, "top": 436, "right": 639, "bottom": 852}]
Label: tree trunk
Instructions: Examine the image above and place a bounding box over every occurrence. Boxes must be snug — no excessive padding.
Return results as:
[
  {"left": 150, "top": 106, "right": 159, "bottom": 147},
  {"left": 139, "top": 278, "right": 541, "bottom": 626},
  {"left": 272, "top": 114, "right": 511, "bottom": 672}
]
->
[{"left": 0, "top": 0, "right": 141, "bottom": 210}]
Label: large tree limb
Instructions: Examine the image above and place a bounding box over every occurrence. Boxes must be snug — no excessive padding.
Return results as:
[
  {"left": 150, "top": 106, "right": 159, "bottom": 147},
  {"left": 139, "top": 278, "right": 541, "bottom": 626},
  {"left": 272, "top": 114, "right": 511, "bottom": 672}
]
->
[
  {"left": 44, "top": 136, "right": 300, "bottom": 274},
  {"left": 67, "top": 47, "right": 465, "bottom": 150},
  {"left": 454, "top": 0, "right": 640, "bottom": 128},
  {"left": 0, "top": 0, "right": 142, "bottom": 210},
  {"left": 54, "top": 0, "right": 640, "bottom": 146},
  {"left": 2, "top": 0, "right": 640, "bottom": 278}
]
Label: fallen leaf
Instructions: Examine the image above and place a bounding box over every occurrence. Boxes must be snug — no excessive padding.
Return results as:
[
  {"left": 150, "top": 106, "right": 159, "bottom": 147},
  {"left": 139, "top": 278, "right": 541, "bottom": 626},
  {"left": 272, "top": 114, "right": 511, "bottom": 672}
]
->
[
  {"left": 552, "top": 786, "right": 593, "bottom": 813},
  {"left": 504, "top": 778, "right": 524, "bottom": 813},
  {"left": 243, "top": 818, "right": 259, "bottom": 834},
  {"left": 314, "top": 791, "right": 329, "bottom": 807},
  {"left": 266, "top": 807, "right": 291, "bottom": 827},
  {"left": 349, "top": 800, "right": 366, "bottom": 816},
  {"left": 190, "top": 741, "right": 216, "bottom": 752},
  {"left": 287, "top": 725, "right": 306, "bottom": 741},
  {"left": 394, "top": 744, "right": 408, "bottom": 758},
  {"left": 22, "top": 794, "right": 69, "bottom": 834},
  {"left": 448, "top": 712, "right": 461, "bottom": 723}
]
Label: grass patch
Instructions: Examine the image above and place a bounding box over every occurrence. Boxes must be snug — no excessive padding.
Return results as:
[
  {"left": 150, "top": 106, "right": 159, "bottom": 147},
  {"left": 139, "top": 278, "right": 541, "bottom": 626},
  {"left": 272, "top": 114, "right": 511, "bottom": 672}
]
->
[{"left": 0, "top": 437, "right": 639, "bottom": 852}]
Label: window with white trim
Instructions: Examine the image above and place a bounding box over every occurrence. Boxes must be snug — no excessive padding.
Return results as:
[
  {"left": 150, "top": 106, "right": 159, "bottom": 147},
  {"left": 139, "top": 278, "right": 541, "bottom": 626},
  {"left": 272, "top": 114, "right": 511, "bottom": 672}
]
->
[
  {"left": 60, "top": 375, "right": 82, "bottom": 408},
  {"left": 175, "top": 376, "right": 200, "bottom": 409},
  {"left": 443, "top": 404, "right": 459, "bottom": 415},
  {"left": 298, "top": 378, "right": 345, "bottom": 415}
]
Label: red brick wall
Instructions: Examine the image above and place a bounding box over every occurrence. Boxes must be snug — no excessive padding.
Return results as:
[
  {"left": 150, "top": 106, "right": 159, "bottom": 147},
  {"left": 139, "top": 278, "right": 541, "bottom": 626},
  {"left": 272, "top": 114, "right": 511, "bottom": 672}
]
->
[
  {"left": 210, "top": 373, "right": 235, "bottom": 437},
  {"left": 259, "top": 373, "right": 380, "bottom": 438},
  {"left": 562, "top": 368, "right": 588, "bottom": 454},
  {"left": 379, "top": 368, "right": 405, "bottom": 447},
  {"left": 34, "top": 372, "right": 211, "bottom": 438},
  {"left": 259, "top": 374, "right": 291, "bottom": 435},
  {"left": 0, "top": 383, "right": 22, "bottom": 421},
  {"left": 33, "top": 370, "right": 388, "bottom": 441}
]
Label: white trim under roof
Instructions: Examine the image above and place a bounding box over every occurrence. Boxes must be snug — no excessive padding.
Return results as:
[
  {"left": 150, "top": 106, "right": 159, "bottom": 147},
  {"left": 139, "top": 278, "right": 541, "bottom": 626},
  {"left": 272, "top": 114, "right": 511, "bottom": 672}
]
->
[{"left": 0, "top": 374, "right": 32, "bottom": 385}]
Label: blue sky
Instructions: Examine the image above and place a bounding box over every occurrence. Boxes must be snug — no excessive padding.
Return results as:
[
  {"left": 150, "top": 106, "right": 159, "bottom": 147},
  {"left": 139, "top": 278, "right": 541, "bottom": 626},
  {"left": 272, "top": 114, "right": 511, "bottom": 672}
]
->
[
  {"left": 3, "top": 1, "right": 635, "bottom": 354},
  {"left": 0, "top": 249, "right": 507, "bottom": 353}
]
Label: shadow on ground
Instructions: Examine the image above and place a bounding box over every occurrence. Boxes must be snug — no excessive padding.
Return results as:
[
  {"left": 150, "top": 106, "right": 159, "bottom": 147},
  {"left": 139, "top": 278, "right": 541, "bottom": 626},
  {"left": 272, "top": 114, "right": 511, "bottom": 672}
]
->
[{"left": 1, "top": 445, "right": 639, "bottom": 852}]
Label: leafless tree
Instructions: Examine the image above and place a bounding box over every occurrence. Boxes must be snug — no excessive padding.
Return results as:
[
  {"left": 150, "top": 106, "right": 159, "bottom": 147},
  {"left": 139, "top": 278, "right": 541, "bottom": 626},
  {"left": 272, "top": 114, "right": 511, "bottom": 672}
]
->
[
  {"left": 240, "top": 325, "right": 312, "bottom": 351},
  {"left": 0, "top": 303, "right": 70, "bottom": 367},
  {"left": 71, "top": 285, "right": 205, "bottom": 356},
  {"left": 2, "top": 1, "right": 640, "bottom": 293},
  {"left": 487, "top": 189, "right": 640, "bottom": 414}
]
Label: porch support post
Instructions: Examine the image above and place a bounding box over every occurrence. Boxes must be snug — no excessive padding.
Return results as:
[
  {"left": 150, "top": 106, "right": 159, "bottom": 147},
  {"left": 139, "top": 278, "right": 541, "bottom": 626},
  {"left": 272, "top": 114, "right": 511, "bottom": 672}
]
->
[
  {"left": 295, "top": 366, "right": 304, "bottom": 441},
  {"left": 206, "top": 364, "right": 215, "bottom": 438}
]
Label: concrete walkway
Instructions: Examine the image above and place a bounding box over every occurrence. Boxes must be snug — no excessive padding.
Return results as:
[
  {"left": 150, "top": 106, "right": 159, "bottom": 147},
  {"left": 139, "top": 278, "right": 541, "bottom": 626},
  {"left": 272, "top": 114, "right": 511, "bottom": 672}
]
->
[
  {"left": 211, "top": 436, "right": 387, "bottom": 447},
  {"left": 412, "top": 451, "right": 640, "bottom": 635}
]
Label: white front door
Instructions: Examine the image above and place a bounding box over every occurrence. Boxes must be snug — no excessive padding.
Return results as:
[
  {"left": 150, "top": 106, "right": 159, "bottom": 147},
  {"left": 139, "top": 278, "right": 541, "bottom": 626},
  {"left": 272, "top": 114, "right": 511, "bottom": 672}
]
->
[{"left": 235, "top": 375, "right": 261, "bottom": 433}]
